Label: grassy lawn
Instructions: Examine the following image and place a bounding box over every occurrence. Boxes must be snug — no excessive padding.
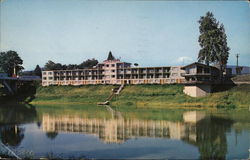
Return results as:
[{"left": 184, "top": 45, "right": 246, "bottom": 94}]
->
[{"left": 30, "top": 84, "right": 250, "bottom": 108}]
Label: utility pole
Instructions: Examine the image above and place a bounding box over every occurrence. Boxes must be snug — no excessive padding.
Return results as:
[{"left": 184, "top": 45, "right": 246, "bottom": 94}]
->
[
  {"left": 236, "top": 54, "right": 240, "bottom": 75},
  {"left": 13, "top": 63, "right": 16, "bottom": 77},
  {"left": 236, "top": 54, "right": 239, "bottom": 67}
]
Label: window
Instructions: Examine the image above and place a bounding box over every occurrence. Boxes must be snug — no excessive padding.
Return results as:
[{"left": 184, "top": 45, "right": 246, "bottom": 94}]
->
[
  {"left": 43, "top": 72, "right": 47, "bottom": 75},
  {"left": 172, "top": 67, "right": 178, "bottom": 71},
  {"left": 204, "top": 68, "right": 210, "bottom": 73},
  {"left": 171, "top": 79, "right": 176, "bottom": 82},
  {"left": 112, "top": 70, "right": 115, "bottom": 72},
  {"left": 106, "top": 64, "right": 109, "bottom": 67},
  {"left": 48, "top": 72, "right": 53, "bottom": 75},
  {"left": 111, "top": 64, "right": 115, "bottom": 67},
  {"left": 43, "top": 77, "right": 47, "bottom": 80},
  {"left": 49, "top": 77, "right": 53, "bottom": 80},
  {"left": 172, "top": 73, "right": 178, "bottom": 77},
  {"left": 112, "top": 75, "right": 115, "bottom": 78}
]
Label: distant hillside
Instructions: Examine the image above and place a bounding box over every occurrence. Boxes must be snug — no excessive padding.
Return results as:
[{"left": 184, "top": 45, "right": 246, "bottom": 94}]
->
[{"left": 231, "top": 74, "right": 250, "bottom": 82}]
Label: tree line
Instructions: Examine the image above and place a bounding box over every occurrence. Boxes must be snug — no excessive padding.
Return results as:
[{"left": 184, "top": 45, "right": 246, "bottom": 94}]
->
[
  {"left": 0, "top": 11, "right": 230, "bottom": 79},
  {"left": 0, "top": 50, "right": 98, "bottom": 77},
  {"left": 43, "top": 58, "right": 98, "bottom": 71}
]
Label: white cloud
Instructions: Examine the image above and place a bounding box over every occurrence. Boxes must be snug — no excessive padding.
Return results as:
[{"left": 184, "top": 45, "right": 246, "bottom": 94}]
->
[{"left": 176, "top": 56, "right": 194, "bottom": 64}]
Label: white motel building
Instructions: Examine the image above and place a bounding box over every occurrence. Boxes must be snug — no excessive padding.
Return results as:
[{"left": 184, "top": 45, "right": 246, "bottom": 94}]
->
[{"left": 42, "top": 52, "right": 186, "bottom": 86}]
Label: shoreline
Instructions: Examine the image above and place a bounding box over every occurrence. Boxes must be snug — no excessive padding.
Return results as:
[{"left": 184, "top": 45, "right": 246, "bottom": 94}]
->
[{"left": 1, "top": 84, "right": 249, "bottom": 109}]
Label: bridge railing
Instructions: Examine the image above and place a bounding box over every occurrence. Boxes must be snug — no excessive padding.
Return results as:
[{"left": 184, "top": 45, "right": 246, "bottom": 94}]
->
[{"left": 0, "top": 76, "right": 41, "bottom": 81}]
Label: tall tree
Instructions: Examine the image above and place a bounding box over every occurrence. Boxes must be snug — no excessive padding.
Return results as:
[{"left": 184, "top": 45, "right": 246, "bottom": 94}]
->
[
  {"left": 0, "top": 50, "right": 24, "bottom": 76},
  {"left": 216, "top": 24, "right": 230, "bottom": 73},
  {"left": 198, "top": 12, "right": 230, "bottom": 74},
  {"left": 34, "top": 65, "right": 42, "bottom": 77}
]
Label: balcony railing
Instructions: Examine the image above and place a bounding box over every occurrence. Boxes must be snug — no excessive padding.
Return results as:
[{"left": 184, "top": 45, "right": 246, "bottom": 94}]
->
[{"left": 182, "top": 73, "right": 211, "bottom": 76}]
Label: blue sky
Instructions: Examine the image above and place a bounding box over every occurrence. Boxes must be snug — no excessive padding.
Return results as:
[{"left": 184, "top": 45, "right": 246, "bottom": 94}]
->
[{"left": 0, "top": 0, "right": 249, "bottom": 70}]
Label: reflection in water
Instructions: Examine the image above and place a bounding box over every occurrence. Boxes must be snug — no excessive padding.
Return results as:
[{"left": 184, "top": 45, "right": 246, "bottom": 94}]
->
[
  {"left": 183, "top": 111, "right": 206, "bottom": 123},
  {"left": 0, "top": 104, "right": 37, "bottom": 124},
  {"left": 0, "top": 104, "right": 37, "bottom": 147},
  {"left": 42, "top": 114, "right": 196, "bottom": 144},
  {"left": 41, "top": 111, "right": 234, "bottom": 159},
  {"left": 0, "top": 125, "right": 24, "bottom": 147},
  {"left": 46, "top": 132, "right": 58, "bottom": 140},
  {"left": 195, "top": 117, "right": 234, "bottom": 159},
  {"left": 0, "top": 104, "right": 247, "bottom": 159}
]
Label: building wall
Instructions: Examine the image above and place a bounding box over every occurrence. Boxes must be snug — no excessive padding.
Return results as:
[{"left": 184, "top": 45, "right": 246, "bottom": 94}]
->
[
  {"left": 42, "top": 59, "right": 185, "bottom": 86},
  {"left": 42, "top": 71, "right": 54, "bottom": 86},
  {"left": 183, "top": 84, "right": 211, "bottom": 97}
]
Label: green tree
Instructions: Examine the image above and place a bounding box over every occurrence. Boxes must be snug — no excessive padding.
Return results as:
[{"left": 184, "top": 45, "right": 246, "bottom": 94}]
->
[
  {"left": 78, "top": 58, "right": 98, "bottom": 69},
  {"left": 67, "top": 64, "right": 78, "bottom": 70},
  {"left": 198, "top": 12, "right": 230, "bottom": 75},
  {"left": 44, "top": 60, "right": 63, "bottom": 70},
  {"left": 0, "top": 50, "right": 24, "bottom": 76},
  {"left": 34, "top": 65, "right": 42, "bottom": 77},
  {"left": 44, "top": 59, "right": 98, "bottom": 70}
]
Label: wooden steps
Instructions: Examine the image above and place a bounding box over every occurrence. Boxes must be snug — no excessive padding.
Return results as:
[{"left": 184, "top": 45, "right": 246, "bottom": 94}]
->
[{"left": 97, "top": 84, "right": 125, "bottom": 105}]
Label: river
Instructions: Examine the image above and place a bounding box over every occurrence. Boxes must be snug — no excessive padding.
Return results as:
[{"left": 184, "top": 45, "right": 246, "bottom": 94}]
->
[{"left": 0, "top": 104, "right": 249, "bottom": 159}]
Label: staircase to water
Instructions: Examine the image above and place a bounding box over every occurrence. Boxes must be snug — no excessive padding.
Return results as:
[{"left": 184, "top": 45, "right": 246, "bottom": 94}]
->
[{"left": 98, "top": 84, "right": 125, "bottom": 105}]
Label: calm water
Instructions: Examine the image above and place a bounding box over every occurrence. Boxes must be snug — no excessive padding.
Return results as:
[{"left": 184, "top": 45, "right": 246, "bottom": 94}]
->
[{"left": 0, "top": 104, "right": 249, "bottom": 159}]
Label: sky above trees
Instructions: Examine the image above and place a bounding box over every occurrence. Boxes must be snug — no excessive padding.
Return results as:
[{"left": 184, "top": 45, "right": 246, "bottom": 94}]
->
[{"left": 0, "top": 0, "right": 249, "bottom": 70}]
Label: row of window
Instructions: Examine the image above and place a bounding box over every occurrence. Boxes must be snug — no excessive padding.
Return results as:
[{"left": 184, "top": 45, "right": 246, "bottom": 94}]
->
[
  {"left": 42, "top": 79, "right": 181, "bottom": 86},
  {"left": 42, "top": 68, "right": 173, "bottom": 75},
  {"left": 43, "top": 72, "right": 53, "bottom": 75},
  {"left": 43, "top": 75, "right": 175, "bottom": 81},
  {"left": 105, "top": 64, "right": 116, "bottom": 67}
]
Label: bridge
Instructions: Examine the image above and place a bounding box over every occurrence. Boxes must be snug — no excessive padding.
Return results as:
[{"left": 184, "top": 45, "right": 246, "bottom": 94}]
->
[
  {"left": 0, "top": 76, "right": 41, "bottom": 95},
  {"left": 0, "top": 141, "right": 21, "bottom": 159}
]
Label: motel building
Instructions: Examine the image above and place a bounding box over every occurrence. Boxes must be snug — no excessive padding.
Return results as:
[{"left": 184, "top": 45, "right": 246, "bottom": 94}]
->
[{"left": 42, "top": 52, "right": 186, "bottom": 86}]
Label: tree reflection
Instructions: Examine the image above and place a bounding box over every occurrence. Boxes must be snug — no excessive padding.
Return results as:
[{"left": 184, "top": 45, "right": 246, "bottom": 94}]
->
[
  {"left": 46, "top": 132, "right": 58, "bottom": 140},
  {"left": 0, "top": 104, "right": 37, "bottom": 147},
  {"left": 0, "top": 104, "right": 37, "bottom": 124},
  {"left": 195, "top": 116, "right": 234, "bottom": 160},
  {"left": 0, "top": 125, "right": 24, "bottom": 147}
]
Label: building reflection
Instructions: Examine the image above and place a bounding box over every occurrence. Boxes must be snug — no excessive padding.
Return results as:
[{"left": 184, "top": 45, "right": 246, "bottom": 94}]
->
[
  {"left": 42, "top": 111, "right": 234, "bottom": 159},
  {"left": 42, "top": 111, "right": 206, "bottom": 144}
]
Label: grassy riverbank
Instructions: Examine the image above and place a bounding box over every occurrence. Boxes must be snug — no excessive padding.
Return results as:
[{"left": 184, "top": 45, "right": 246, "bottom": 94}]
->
[
  {"left": 31, "top": 85, "right": 114, "bottom": 104},
  {"left": 30, "top": 84, "right": 250, "bottom": 108},
  {"left": 112, "top": 84, "right": 250, "bottom": 108}
]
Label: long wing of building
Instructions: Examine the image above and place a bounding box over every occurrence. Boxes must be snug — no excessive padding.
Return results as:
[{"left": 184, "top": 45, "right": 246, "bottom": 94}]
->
[{"left": 42, "top": 52, "right": 185, "bottom": 86}]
